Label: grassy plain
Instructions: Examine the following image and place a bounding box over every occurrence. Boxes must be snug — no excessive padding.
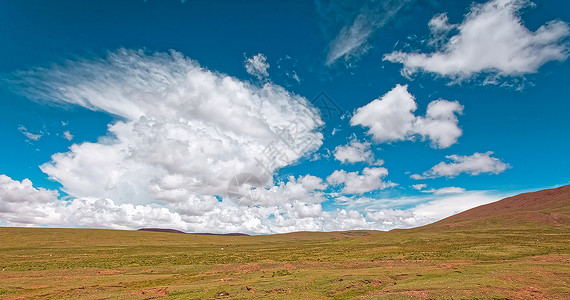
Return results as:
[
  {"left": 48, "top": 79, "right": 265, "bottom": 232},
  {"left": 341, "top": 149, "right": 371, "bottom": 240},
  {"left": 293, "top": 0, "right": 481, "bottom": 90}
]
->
[{"left": 0, "top": 220, "right": 569, "bottom": 299}]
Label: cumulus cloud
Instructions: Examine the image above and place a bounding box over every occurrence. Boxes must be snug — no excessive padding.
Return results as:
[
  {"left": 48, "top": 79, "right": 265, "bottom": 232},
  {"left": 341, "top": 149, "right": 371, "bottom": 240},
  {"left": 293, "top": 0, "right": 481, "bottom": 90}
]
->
[
  {"left": 412, "top": 183, "right": 427, "bottom": 190},
  {"left": 0, "top": 173, "right": 319, "bottom": 233},
  {"left": 0, "top": 173, "right": 507, "bottom": 233},
  {"left": 244, "top": 53, "right": 270, "bottom": 80},
  {"left": 327, "top": 167, "right": 395, "bottom": 194},
  {"left": 231, "top": 174, "right": 327, "bottom": 207},
  {"left": 411, "top": 151, "right": 510, "bottom": 179},
  {"left": 321, "top": 0, "right": 412, "bottom": 66},
  {"left": 333, "top": 137, "right": 382, "bottom": 165},
  {"left": 0, "top": 175, "right": 62, "bottom": 225},
  {"left": 384, "top": 0, "right": 570, "bottom": 81},
  {"left": 0, "top": 173, "right": 218, "bottom": 230},
  {"left": 11, "top": 49, "right": 323, "bottom": 210},
  {"left": 350, "top": 84, "right": 463, "bottom": 148}
]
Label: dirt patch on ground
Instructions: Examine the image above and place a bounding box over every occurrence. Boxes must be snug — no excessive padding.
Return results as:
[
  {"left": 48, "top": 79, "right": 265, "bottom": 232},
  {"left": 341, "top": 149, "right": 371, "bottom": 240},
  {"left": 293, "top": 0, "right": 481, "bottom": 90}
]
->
[
  {"left": 262, "top": 287, "right": 289, "bottom": 294},
  {"left": 97, "top": 269, "right": 122, "bottom": 275},
  {"left": 329, "top": 278, "right": 385, "bottom": 296},
  {"left": 19, "top": 285, "right": 48, "bottom": 290},
  {"left": 131, "top": 287, "right": 169, "bottom": 297}
]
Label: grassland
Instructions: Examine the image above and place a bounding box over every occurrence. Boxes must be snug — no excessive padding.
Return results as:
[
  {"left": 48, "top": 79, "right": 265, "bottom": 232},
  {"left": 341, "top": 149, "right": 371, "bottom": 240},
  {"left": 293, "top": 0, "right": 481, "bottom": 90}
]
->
[{"left": 0, "top": 220, "right": 569, "bottom": 299}]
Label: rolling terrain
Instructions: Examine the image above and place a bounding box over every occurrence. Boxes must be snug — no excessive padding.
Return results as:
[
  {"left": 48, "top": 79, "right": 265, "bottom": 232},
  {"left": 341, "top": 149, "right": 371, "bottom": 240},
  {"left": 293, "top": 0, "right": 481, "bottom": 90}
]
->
[{"left": 0, "top": 186, "right": 569, "bottom": 299}]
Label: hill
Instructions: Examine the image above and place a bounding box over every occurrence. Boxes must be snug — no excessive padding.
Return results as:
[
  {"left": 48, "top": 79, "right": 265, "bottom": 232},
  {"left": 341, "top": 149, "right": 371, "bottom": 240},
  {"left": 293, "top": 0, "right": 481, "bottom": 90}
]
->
[{"left": 423, "top": 185, "right": 570, "bottom": 230}]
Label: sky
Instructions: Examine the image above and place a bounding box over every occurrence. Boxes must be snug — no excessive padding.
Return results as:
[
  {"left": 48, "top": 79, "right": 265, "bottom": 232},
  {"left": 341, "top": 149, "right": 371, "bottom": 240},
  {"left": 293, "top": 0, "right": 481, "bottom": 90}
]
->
[{"left": 0, "top": 0, "right": 569, "bottom": 234}]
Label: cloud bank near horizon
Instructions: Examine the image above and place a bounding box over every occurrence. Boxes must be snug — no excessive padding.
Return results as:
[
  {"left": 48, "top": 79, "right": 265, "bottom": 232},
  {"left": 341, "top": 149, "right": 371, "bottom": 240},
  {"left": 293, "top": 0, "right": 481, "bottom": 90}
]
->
[{"left": 0, "top": 173, "right": 506, "bottom": 233}]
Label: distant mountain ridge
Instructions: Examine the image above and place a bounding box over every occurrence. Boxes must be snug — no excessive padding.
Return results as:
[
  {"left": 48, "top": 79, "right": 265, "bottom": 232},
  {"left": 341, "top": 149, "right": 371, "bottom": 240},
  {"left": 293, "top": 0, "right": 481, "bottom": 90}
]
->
[{"left": 138, "top": 228, "right": 250, "bottom": 236}]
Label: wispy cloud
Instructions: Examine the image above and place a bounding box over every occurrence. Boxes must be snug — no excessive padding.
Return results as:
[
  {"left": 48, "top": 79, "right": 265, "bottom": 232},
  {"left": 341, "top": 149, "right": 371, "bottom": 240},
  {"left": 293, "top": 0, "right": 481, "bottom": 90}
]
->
[
  {"left": 423, "top": 186, "right": 466, "bottom": 195},
  {"left": 322, "top": 0, "right": 413, "bottom": 66},
  {"left": 411, "top": 183, "right": 465, "bottom": 195},
  {"left": 18, "top": 125, "right": 43, "bottom": 142}
]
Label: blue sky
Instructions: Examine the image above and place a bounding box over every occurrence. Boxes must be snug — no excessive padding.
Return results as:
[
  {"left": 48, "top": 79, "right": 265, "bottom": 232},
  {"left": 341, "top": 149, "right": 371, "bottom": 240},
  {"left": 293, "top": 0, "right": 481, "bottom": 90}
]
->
[{"left": 0, "top": 0, "right": 569, "bottom": 233}]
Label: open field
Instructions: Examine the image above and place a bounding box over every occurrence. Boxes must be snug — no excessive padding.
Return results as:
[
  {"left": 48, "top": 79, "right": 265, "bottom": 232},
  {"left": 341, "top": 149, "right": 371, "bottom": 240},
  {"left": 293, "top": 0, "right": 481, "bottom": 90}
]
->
[
  {"left": 1, "top": 186, "right": 569, "bottom": 299},
  {"left": 0, "top": 224, "right": 568, "bottom": 299}
]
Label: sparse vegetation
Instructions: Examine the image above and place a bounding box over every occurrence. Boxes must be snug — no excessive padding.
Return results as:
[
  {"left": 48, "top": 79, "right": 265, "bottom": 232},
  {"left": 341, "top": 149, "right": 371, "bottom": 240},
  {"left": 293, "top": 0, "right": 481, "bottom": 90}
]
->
[
  {"left": 1, "top": 186, "right": 569, "bottom": 299},
  {"left": 0, "top": 224, "right": 568, "bottom": 299}
]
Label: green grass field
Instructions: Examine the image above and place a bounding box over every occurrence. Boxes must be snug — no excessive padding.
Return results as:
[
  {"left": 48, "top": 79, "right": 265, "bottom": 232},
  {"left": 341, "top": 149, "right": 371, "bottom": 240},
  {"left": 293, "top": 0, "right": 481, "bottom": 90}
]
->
[{"left": 0, "top": 221, "right": 569, "bottom": 299}]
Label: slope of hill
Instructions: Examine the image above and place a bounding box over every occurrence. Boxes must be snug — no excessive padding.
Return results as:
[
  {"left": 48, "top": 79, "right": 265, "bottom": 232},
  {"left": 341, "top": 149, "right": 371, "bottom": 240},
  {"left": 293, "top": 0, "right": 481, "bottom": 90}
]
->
[{"left": 423, "top": 185, "right": 570, "bottom": 230}]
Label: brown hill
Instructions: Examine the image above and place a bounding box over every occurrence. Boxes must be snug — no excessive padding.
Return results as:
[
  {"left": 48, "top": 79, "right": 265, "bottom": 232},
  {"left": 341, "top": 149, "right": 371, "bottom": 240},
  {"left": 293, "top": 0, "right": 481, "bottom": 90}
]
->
[{"left": 424, "top": 185, "right": 570, "bottom": 229}]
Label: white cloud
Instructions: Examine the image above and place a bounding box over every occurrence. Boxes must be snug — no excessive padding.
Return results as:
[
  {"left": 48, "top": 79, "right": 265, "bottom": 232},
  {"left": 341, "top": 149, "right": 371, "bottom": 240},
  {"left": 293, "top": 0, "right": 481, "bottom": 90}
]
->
[
  {"left": 337, "top": 190, "right": 506, "bottom": 229},
  {"left": 327, "top": 167, "right": 395, "bottom": 194},
  {"left": 366, "top": 209, "right": 416, "bottom": 227},
  {"left": 0, "top": 173, "right": 508, "bottom": 233},
  {"left": 3, "top": 49, "right": 511, "bottom": 234},
  {"left": 423, "top": 186, "right": 466, "bottom": 195},
  {"left": 233, "top": 174, "right": 327, "bottom": 207},
  {"left": 299, "top": 174, "right": 328, "bottom": 191},
  {"left": 412, "top": 151, "right": 510, "bottom": 179},
  {"left": 244, "top": 53, "right": 270, "bottom": 80},
  {"left": 0, "top": 173, "right": 324, "bottom": 233},
  {"left": 0, "top": 175, "right": 62, "bottom": 225},
  {"left": 326, "top": 12, "right": 375, "bottom": 66},
  {"left": 350, "top": 84, "right": 463, "bottom": 148},
  {"left": 384, "top": 0, "right": 570, "bottom": 81},
  {"left": 412, "top": 183, "right": 465, "bottom": 194},
  {"left": 412, "top": 183, "right": 427, "bottom": 190},
  {"left": 18, "top": 125, "right": 42, "bottom": 141},
  {"left": 63, "top": 130, "right": 73, "bottom": 141},
  {"left": 333, "top": 137, "right": 383, "bottom": 165},
  {"left": 13, "top": 49, "right": 323, "bottom": 208},
  {"left": 427, "top": 13, "right": 457, "bottom": 48},
  {"left": 323, "top": 0, "right": 412, "bottom": 66},
  {"left": 414, "top": 99, "right": 465, "bottom": 148},
  {"left": 0, "top": 175, "right": 202, "bottom": 230},
  {"left": 410, "top": 191, "right": 500, "bottom": 220}
]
